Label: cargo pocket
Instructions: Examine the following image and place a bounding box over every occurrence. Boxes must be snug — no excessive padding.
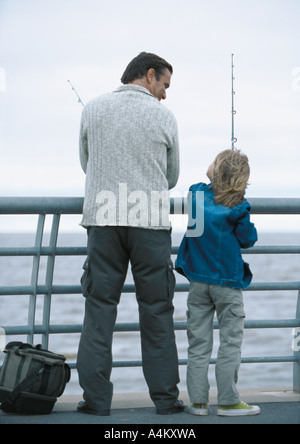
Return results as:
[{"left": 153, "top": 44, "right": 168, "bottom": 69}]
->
[
  {"left": 229, "top": 306, "right": 245, "bottom": 346},
  {"left": 166, "top": 258, "right": 176, "bottom": 302},
  {"left": 230, "top": 307, "right": 246, "bottom": 318},
  {"left": 80, "top": 256, "right": 92, "bottom": 298}
]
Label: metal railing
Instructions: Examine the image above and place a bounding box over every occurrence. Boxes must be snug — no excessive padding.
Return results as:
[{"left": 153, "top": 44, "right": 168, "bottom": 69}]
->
[{"left": 0, "top": 197, "right": 299, "bottom": 393}]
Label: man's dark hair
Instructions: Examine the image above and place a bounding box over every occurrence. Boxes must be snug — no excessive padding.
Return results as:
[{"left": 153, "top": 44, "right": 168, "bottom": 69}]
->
[{"left": 121, "top": 52, "right": 173, "bottom": 84}]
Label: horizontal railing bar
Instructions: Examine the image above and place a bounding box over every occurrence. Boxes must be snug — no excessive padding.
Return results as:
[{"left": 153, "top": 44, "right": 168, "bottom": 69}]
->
[
  {"left": 0, "top": 247, "right": 88, "bottom": 257},
  {"left": 171, "top": 282, "right": 300, "bottom": 293},
  {"left": 65, "top": 356, "right": 297, "bottom": 370},
  {"left": 177, "top": 319, "right": 300, "bottom": 330},
  {"left": 3, "top": 355, "right": 296, "bottom": 372},
  {"left": 172, "top": 246, "right": 300, "bottom": 255},
  {"left": 170, "top": 197, "right": 300, "bottom": 215},
  {"left": 1, "top": 197, "right": 300, "bottom": 215},
  {"left": 247, "top": 198, "right": 300, "bottom": 215},
  {"left": 2, "top": 319, "right": 300, "bottom": 336},
  {"left": 0, "top": 285, "right": 136, "bottom": 296},
  {"left": 245, "top": 282, "right": 300, "bottom": 291},
  {"left": 1, "top": 245, "right": 300, "bottom": 257},
  {"left": 114, "top": 356, "right": 298, "bottom": 367},
  {"left": 1, "top": 281, "right": 300, "bottom": 297},
  {"left": 0, "top": 197, "right": 84, "bottom": 215},
  {"left": 241, "top": 246, "right": 300, "bottom": 255}
]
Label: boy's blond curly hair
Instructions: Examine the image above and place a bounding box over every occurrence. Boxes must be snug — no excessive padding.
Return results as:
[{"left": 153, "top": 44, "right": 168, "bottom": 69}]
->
[{"left": 212, "top": 149, "right": 250, "bottom": 208}]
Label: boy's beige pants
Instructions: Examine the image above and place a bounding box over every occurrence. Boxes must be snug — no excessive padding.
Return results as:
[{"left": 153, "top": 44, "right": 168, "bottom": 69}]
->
[{"left": 187, "top": 281, "right": 245, "bottom": 405}]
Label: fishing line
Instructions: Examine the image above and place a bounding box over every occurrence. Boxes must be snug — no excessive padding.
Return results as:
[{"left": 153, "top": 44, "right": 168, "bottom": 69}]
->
[
  {"left": 67, "top": 80, "right": 85, "bottom": 107},
  {"left": 231, "top": 54, "right": 237, "bottom": 150}
]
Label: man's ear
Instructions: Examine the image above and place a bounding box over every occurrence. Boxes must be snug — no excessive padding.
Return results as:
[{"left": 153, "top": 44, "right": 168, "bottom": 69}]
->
[{"left": 146, "top": 68, "right": 156, "bottom": 84}]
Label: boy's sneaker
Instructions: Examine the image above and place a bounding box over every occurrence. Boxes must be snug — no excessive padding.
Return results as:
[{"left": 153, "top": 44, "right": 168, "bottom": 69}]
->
[
  {"left": 217, "top": 401, "right": 260, "bottom": 417},
  {"left": 185, "top": 403, "right": 209, "bottom": 416}
]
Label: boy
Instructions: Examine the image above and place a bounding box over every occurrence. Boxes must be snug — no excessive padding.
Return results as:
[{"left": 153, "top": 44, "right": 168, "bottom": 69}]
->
[{"left": 176, "top": 150, "right": 260, "bottom": 417}]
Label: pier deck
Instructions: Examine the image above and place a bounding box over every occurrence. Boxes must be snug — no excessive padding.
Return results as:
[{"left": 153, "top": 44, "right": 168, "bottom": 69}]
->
[{"left": 1, "top": 388, "right": 299, "bottom": 425}]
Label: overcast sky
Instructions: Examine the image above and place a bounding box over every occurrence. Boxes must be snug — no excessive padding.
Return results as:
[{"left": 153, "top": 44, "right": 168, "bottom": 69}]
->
[{"left": 0, "top": 0, "right": 299, "bottom": 230}]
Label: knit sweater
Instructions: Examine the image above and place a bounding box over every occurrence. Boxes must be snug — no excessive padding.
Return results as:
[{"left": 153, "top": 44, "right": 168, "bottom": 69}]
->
[{"left": 79, "top": 84, "right": 180, "bottom": 230}]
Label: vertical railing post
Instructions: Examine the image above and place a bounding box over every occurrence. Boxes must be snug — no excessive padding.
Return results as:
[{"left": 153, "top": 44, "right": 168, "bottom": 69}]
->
[
  {"left": 27, "top": 214, "right": 45, "bottom": 344},
  {"left": 293, "top": 290, "right": 300, "bottom": 393},
  {"left": 41, "top": 214, "right": 60, "bottom": 349}
]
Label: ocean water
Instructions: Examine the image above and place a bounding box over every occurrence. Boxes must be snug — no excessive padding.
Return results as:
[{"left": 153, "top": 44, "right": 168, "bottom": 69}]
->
[{"left": 0, "top": 231, "right": 299, "bottom": 396}]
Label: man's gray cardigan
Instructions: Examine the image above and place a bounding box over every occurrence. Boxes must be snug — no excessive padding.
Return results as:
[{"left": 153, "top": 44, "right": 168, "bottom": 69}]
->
[{"left": 79, "top": 84, "right": 180, "bottom": 230}]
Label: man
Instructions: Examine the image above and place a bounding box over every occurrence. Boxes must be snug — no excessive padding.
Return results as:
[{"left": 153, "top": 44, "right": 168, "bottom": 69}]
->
[{"left": 77, "top": 52, "right": 183, "bottom": 416}]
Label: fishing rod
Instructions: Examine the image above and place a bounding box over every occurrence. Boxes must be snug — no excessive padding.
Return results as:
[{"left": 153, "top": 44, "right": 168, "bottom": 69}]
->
[
  {"left": 67, "top": 80, "right": 85, "bottom": 107},
  {"left": 231, "top": 54, "right": 237, "bottom": 150}
]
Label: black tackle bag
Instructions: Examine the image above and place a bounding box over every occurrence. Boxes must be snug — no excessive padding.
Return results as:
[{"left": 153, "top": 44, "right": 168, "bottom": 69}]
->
[{"left": 0, "top": 342, "right": 71, "bottom": 415}]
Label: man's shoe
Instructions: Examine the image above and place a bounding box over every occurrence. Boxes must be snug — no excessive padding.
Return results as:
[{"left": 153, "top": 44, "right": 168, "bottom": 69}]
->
[
  {"left": 77, "top": 401, "right": 110, "bottom": 416},
  {"left": 217, "top": 401, "right": 260, "bottom": 417},
  {"left": 156, "top": 399, "right": 185, "bottom": 415},
  {"left": 185, "top": 403, "right": 209, "bottom": 416}
]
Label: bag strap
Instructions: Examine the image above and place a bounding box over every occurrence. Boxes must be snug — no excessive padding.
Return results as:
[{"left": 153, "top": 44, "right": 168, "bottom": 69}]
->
[
  {"left": 5, "top": 342, "right": 66, "bottom": 361},
  {"left": 2, "top": 365, "right": 47, "bottom": 407}
]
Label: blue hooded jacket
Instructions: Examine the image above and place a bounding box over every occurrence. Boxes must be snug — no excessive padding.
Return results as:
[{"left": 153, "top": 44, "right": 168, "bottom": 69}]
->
[{"left": 175, "top": 183, "right": 258, "bottom": 289}]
